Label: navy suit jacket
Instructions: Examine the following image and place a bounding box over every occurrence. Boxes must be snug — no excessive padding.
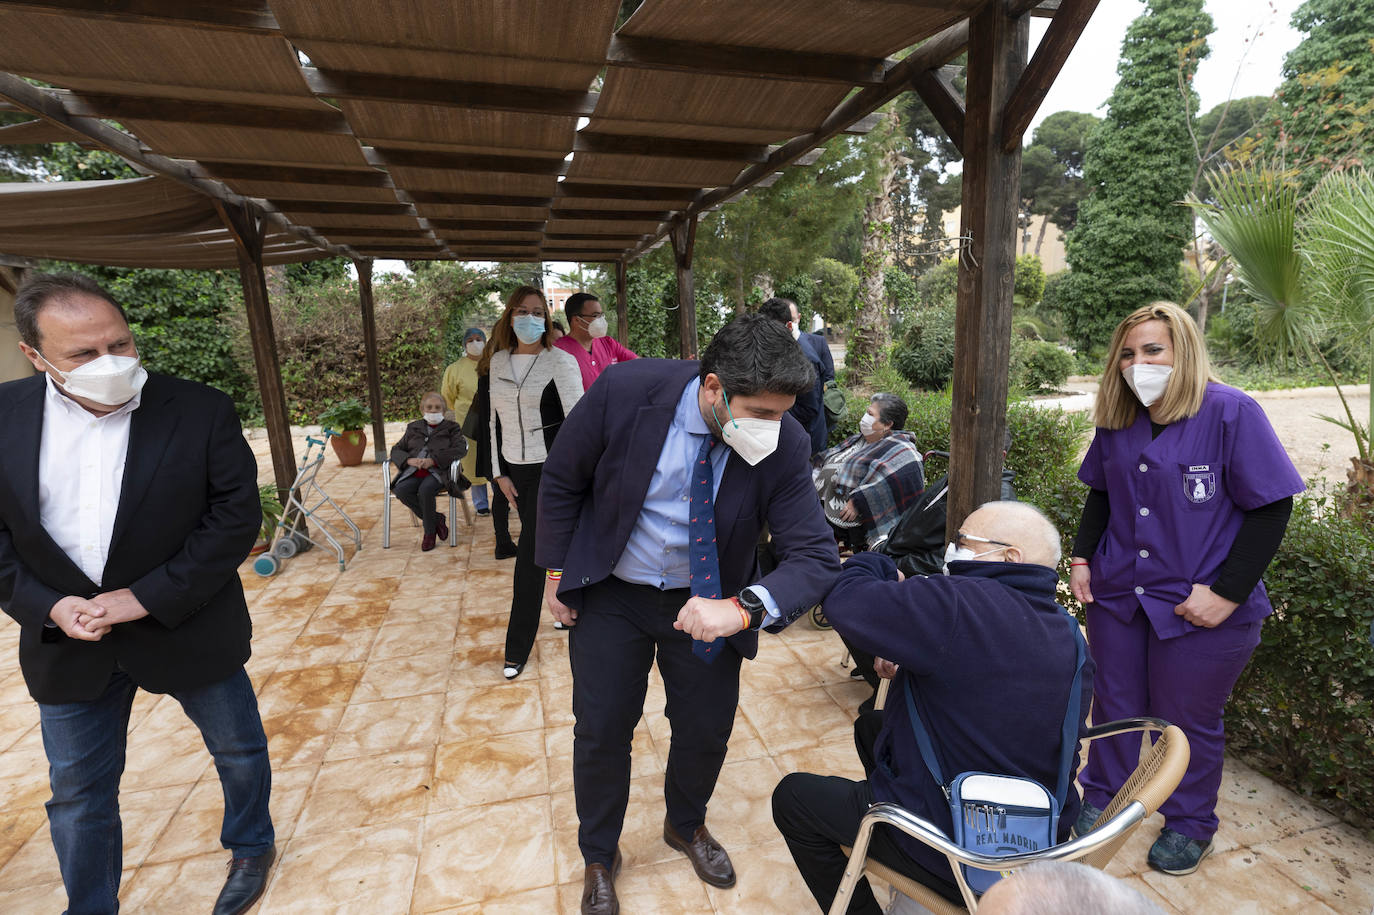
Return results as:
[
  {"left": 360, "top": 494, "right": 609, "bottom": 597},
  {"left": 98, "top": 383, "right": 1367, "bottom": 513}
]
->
[
  {"left": 797, "top": 333, "right": 833, "bottom": 455},
  {"left": 0, "top": 373, "right": 260, "bottom": 703},
  {"left": 536, "top": 359, "right": 840, "bottom": 659}
]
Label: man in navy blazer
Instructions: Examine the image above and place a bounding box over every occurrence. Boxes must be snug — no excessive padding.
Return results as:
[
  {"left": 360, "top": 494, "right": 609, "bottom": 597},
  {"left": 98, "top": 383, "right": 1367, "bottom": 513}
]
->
[
  {"left": 538, "top": 315, "right": 841, "bottom": 915},
  {"left": 759, "top": 297, "right": 833, "bottom": 457},
  {"left": 0, "top": 273, "right": 274, "bottom": 915}
]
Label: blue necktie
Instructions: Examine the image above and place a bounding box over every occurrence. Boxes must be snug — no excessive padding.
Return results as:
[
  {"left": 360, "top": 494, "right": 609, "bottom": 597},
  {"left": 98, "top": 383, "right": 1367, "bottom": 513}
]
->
[{"left": 688, "top": 435, "right": 725, "bottom": 663}]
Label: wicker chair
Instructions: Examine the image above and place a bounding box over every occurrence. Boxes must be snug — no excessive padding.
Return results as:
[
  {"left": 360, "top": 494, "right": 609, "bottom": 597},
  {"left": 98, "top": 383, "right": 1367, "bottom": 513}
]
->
[{"left": 831, "top": 692, "right": 1190, "bottom": 914}]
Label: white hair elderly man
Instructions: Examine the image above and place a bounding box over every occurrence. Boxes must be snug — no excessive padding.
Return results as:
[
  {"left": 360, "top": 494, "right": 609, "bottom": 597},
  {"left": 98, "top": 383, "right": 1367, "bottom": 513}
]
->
[
  {"left": 773, "top": 502, "right": 1095, "bottom": 913},
  {"left": 977, "top": 860, "right": 1165, "bottom": 915}
]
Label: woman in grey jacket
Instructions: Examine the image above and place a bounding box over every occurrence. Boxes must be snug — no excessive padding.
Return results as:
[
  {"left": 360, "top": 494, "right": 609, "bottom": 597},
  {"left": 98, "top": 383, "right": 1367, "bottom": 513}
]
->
[{"left": 482, "top": 285, "right": 583, "bottom": 679}]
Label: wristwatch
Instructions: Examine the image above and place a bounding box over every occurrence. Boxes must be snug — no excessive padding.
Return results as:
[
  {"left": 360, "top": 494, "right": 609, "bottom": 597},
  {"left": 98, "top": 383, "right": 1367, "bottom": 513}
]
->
[{"left": 737, "top": 586, "right": 766, "bottom": 631}]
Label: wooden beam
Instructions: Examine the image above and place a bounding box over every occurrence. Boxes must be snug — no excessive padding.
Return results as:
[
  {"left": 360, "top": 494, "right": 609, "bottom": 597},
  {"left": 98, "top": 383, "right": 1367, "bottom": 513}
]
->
[
  {"left": 0, "top": 72, "right": 353, "bottom": 261},
  {"left": 0, "top": 118, "right": 84, "bottom": 144},
  {"left": 1014, "top": 0, "right": 1063, "bottom": 16},
  {"left": 199, "top": 161, "right": 391, "bottom": 187},
  {"left": 426, "top": 218, "right": 546, "bottom": 232},
  {"left": 269, "top": 200, "right": 411, "bottom": 216},
  {"left": 555, "top": 182, "right": 695, "bottom": 202},
  {"left": 0, "top": 0, "right": 278, "bottom": 32},
  {"left": 317, "top": 228, "right": 429, "bottom": 239},
  {"left": 350, "top": 244, "right": 446, "bottom": 255},
  {"left": 541, "top": 249, "right": 627, "bottom": 258},
  {"left": 551, "top": 208, "right": 672, "bottom": 222},
  {"left": 946, "top": 1, "right": 1029, "bottom": 537},
  {"left": 842, "top": 112, "right": 884, "bottom": 135},
  {"left": 910, "top": 67, "right": 966, "bottom": 156},
  {"left": 215, "top": 200, "right": 297, "bottom": 499},
  {"left": 303, "top": 69, "right": 598, "bottom": 118},
  {"left": 544, "top": 233, "right": 646, "bottom": 242},
  {"left": 628, "top": 20, "right": 969, "bottom": 261},
  {"left": 53, "top": 91, "right": 351, "bottom": 133},
  {"left": 403, "top": 190, "right": 554, "bottom": 208},
  {"left": 606, "top": 35, "right": 889, "bottom": 86},
  {"left": 366, "top": 147, "right": 567, "bottom": 176},
  {"left": 354, "top": 259, "right": 388, "bottom": 463},
  {"left": 615, "top": 260, "right": 628, "bottom": 345},
  {"left": 1001, "top": 0, "right": 1099, "bottom": 151},
  {"left": 670, "top": 217, "right": 698, "bottom": 359},
  {"left": 574, "top": 130, "right": 767, "bottom": 163}
]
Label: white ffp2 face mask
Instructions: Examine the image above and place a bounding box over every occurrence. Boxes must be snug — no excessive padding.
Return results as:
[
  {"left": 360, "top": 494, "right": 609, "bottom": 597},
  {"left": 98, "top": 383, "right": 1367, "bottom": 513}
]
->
[
  {"left": 715, "top": 391, "right": 781, "bottom": 466},
  {"left": 466, "top": 340, "right": 485, "bottom": 357},
  {"left": 585, "top": 316, "right": 609, "bottom": 339},
  {"left": 941, "top": 542, "right": 1005, "bottom": 575},
  {"left": 1123, "top": 363, "right": 1173, "bottom": 408},
  {"left": 859, "top": 413, "right": 877, "bottom": 436},
  {"left": 423, "top": 411, "right": 445, "bottom": 425},
  {"left": 41, "top": 352, "right": 147, "bottom": 406}
]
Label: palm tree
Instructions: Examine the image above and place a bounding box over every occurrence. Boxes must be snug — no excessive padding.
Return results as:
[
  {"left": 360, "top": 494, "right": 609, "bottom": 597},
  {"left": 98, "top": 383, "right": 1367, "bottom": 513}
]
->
[{"left": 1190, "top": 164, "right": 1374, "bottom": 502}]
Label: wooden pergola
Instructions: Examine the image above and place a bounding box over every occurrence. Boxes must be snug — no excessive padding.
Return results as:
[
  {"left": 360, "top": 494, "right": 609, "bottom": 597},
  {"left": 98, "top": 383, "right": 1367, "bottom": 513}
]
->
[{"left": 0, "top": 0, "right": 1098, "bottom": 535}]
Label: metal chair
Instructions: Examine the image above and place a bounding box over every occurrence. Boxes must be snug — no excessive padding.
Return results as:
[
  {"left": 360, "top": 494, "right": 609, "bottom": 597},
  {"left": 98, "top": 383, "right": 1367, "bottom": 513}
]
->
[
  {"left": 381, "top": 459, "right": 472, "bottom": 549},
  {"left": 831, "top": 708, "right": 1190, "bottom": 914}
]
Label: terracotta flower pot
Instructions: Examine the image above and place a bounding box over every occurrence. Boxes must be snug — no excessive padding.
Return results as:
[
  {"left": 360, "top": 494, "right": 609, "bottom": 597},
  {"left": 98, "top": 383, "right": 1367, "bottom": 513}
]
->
[{"left": 331, "top": 428, "right": 368, "bottom": 466}]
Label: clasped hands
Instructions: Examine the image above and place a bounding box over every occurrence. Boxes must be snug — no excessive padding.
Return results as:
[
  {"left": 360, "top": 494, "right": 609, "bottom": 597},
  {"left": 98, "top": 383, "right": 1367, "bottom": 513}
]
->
[
  {"left": 49, "top": 588, "right": 149, "bottom": 641},
  {"left": 405, "top": 457, "right": 436, "bottom": 469},
  {"left": 1070, "top": 563, "right": 1237, "bottom": 628}
]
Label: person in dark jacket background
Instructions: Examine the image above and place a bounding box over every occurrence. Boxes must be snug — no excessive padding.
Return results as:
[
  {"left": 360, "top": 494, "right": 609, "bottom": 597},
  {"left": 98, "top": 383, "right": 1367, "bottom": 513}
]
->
[
  {"left": 757, "top": 297, "right": 832, "bottom": 457},
  {"left": 772, "top": 501, "right": 1094, "bottom": 913},
  {"left": 390, "top": 390, "right": 467, "bottom": 551}
]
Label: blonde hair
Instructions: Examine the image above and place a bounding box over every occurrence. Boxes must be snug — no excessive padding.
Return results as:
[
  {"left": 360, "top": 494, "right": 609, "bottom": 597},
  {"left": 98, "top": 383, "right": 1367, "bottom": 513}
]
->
[
  {"left": 479, "top": 285, "right": 551, "bottom": 375},
  {"left": 1093, "top": 301, "right": 1218, "bottom": 430}
]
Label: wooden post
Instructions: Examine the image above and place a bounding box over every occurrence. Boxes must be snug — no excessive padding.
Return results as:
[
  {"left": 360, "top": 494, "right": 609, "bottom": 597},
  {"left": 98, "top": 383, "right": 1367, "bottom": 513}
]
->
[
  {"left": 946, "top": 3, "right": 1029, "bottom": 539},
  {"left": 615, "top": 259, "right": 629, "bottom": 345},
  {"left": 670, "top": 217, "right": 698, "bottom": 359},
  {"left": 354, "top": 258, "right": 387, "bottom": 462},
  {"left": 214, "top": 200, "right": 297, "bottom": 501}
]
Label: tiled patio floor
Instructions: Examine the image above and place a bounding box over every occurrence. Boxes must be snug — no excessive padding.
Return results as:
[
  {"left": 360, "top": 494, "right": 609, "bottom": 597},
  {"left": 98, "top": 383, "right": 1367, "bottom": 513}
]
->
[{"left": 0, "top": 427, "right": 1370, "bottom": 913}]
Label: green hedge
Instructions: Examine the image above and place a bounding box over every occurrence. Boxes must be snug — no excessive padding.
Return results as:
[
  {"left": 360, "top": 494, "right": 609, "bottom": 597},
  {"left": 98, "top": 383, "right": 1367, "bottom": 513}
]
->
[{"left": 1226, "top": 488, "right": 1374, "bottom": 827}]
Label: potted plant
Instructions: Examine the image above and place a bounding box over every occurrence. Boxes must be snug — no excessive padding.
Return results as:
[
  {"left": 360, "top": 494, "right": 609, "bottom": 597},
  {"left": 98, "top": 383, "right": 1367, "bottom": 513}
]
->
[
  {"left": 317, "top": 397, "right": 372, "bottom": 466},
  {"left": 252, "top": 484, "right": 285, "bottom": 555}
]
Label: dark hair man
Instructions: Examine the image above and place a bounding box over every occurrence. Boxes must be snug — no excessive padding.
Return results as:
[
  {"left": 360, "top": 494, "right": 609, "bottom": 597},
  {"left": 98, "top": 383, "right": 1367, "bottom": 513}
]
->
[
  {"left": 538, "top": 314, "right": 840, "bottom": 915},
  {"left": 0, "top": 273, "right": 275, "bottom": 915},
  {"left": 554, "top": 292, "right": 639, "bottom": 390},
  {"left": 757, "top": 297, "right": 833, "bottom": 457},
  {"left": 773, "top": 501, "right": 1094, "bottom": 913}
]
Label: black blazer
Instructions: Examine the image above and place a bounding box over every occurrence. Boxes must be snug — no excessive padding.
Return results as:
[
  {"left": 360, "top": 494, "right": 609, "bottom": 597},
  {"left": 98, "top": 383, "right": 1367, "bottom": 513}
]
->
[
  {"left": 535, "top": 359, "right": 841, "bottom": 660},
  {"left": 390, "top": 418, "right": 467, "bottom": 491},
  {"left": 0, "top": 374, "right": 261, "bottom": 703}
]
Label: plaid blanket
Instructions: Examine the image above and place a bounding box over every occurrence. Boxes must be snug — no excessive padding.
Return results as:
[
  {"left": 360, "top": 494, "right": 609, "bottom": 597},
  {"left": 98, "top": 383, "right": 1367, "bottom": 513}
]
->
[{"left": 815, "top": 431, "right": 924, "bottom": 545}]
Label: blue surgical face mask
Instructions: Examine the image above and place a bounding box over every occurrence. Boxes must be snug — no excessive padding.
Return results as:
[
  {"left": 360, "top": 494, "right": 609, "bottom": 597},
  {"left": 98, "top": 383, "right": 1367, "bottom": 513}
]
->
[{"left": 512, "top": 315, "right": 545, "bottom": 345}]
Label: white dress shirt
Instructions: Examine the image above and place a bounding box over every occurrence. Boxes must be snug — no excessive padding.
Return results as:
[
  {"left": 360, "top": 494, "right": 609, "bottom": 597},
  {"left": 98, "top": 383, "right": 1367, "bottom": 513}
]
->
[{"left": 37, "top": 375, "right": 142, "bottom": 586}]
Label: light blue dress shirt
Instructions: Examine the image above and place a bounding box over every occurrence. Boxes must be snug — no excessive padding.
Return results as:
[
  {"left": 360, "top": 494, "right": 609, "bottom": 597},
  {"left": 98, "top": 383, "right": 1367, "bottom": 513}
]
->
[{"left": 612, "top": 378, "right": 781, "bottom": 625}]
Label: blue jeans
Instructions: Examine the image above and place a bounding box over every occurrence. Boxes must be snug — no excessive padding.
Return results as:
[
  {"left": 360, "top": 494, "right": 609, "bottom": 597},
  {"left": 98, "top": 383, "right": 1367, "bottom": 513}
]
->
[
  {"left": 39, "top": 668, "right": 274, "bottom": 915},
  {"left": 471, "top": 482, "right": 489, "bottom": 511}
]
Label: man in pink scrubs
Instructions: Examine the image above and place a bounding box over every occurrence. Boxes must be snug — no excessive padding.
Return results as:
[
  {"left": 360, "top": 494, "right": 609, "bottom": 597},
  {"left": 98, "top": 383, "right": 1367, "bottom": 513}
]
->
[{"left": 555, "top": 293, "right": 638, "bottom": 390}]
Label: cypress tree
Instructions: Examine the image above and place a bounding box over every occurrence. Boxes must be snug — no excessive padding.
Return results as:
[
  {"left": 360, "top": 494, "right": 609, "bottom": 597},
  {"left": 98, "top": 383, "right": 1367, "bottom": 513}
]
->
[{"left": 1057, "top": 0, "right": 1214, "bottom": 354}]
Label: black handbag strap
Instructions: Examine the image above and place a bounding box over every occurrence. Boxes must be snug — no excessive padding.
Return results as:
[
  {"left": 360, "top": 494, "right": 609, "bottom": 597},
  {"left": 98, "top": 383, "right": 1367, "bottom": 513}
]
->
[{"left": 902, "top": 610, "right": 1086, "bottom": 809}]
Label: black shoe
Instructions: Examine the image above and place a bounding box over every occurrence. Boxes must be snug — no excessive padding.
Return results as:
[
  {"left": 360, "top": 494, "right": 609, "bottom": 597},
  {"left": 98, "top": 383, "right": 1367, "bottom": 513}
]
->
[
  {"left": 494, "top": 538, "right": 518, "bottom": 560},
  {"left": 476, "top": 507, "right": 491, "bottom": 516},
  {"left": 503, "top": 660, "right": 526, "bottom": 680},
  {"left": 212, "top": 847, "right": 275, "bottom": 915}
]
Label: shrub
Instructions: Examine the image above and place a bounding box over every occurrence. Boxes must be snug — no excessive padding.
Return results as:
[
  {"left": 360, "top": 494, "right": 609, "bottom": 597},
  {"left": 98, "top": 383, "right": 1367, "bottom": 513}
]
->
[
  {"left": 916, "top": 257, "right": 960, "bottom": 309},
  {"left": 892, "top": 302, "right": 957, "bottom": 390},
  {"left": 1020, "top": 340, "right": 1077, "bottom": 393},
  {"left": 1014, "top": 254, "right": 1047, "bottom": 310},
  {"left": 1226, "top": 485, "right": 1374, "bottom": 827}
]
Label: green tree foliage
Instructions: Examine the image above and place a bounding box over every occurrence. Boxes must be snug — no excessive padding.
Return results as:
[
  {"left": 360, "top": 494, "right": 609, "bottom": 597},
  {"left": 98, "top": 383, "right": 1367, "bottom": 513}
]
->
[
  {"left": 916, "top": 257, "right": 959, "bottom": 310},
  {"left": 1018, "top": 111, "right": 1099, "bottom": 256},
  {"left": 1194, "top": 96, "right": 1272, "bottom": 163},
  {"left": 1014, "top": 254, "right": 1046, "bottom": 310},
  {"left": 892, "top": 66, "right": 966, "bottom": 274},
  {"left": 0, "top": 111, "right": 47, "bottom": 182},
  {"left": 1057, "top": 0, "right": 1214, "bottom": 353},
  {"left": 1269, "top": 0, "right": 1374, "bottom": 188},
  {"left": 810, "top": 257, "right": 860, "bottom": 327},
  {"left": 883, "top": 266, "right": 919, "bottom": 320}
]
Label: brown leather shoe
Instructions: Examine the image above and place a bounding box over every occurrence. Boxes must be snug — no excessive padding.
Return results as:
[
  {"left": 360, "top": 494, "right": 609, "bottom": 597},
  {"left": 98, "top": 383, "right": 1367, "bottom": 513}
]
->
[
  {"left": 663, "top": 817, "right": 736, "bottom": 888},
  {"left": 581, "top": 850, "right": 621, "bottom": 915}
]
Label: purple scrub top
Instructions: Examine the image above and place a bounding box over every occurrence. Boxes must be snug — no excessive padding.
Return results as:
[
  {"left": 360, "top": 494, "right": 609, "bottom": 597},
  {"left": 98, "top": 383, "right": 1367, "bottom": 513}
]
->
[{"left": 1078, "top": 382, "right": 1304, "bottom": 640}]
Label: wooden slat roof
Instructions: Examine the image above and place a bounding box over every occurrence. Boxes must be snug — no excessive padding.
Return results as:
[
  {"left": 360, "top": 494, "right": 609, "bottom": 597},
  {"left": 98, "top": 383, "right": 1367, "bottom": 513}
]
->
[{"left": 0, "top": 0, "right": 1073, "bottom": 265}]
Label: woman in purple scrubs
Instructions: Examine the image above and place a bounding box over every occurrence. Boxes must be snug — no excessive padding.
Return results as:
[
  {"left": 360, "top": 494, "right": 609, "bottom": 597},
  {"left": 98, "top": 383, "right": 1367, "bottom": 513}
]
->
[{"left": 1069, "top": 302, "right": 1302, "bottom": 876}]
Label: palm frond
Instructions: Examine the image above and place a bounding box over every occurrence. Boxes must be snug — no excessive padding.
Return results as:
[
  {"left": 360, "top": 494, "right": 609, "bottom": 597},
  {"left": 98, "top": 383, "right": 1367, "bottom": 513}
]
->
[{"left": 1303, "top": 170, "right": 1374, "bottom": 340}]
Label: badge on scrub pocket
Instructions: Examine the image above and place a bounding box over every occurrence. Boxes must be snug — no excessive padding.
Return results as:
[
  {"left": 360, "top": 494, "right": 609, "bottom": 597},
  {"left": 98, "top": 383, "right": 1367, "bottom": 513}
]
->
[{"left": 1182, "top": 464, "right": 1217, "bottom": 504}]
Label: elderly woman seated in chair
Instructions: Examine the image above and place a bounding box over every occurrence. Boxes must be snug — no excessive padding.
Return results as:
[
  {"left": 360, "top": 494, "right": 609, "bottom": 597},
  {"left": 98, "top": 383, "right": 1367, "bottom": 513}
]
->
[
  {"left": 390, "top": 391, "right": 467, "bottom": 551},
  {"left": 813, "top": 392, "right": 924, "bottom": 554}
]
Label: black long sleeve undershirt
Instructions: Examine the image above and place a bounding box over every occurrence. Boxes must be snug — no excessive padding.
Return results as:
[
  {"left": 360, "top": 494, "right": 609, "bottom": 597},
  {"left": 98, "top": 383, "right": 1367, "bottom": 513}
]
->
[{"left": 1072, "top": 423, "right": 1294, "bottom": 604}]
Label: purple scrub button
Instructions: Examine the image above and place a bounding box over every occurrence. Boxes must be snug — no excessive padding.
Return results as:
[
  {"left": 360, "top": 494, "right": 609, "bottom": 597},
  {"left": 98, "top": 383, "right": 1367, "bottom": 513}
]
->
[
  {"left": 1139, "top": 549, "right": 1149, "bottom": 558},
  {"left": 1134, "top": 586, "right": 1145, "bottom": 595},
  {"left": 1139, "top": 507, "right": 1150, "bottom": 516},
  {"left": 1138, "top": 463, "right": 1148, "bottom": 472}
]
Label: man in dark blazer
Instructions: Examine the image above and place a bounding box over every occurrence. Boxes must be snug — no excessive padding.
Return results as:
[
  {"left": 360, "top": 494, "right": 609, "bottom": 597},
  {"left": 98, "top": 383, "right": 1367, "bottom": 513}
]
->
[
  {"left": 0, "top": 273, "right": 274, "bottom": 915},
  {"left": 758, "top": 297, "right": 833, "bottom": 457},
  {"left": 537, "top": 315, "right": 841, "bottom": 915}
]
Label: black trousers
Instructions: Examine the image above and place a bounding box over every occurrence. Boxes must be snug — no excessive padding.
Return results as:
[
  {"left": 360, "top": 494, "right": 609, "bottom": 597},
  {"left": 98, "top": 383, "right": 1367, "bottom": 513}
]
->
[
  {"left": 491, "top": 478, "right": 512, "bottom": 544},
  {"left": 772, "top": 710, "right": 962, "bottom": 913},
  {"left": 569, "top": 576, "right": 743, "bottom": 867},
  {"left": 503, "top": 461, "right": 544, "bottom": 665},
  {"left": 392, "top": 474, "right": 444, "bottom": 535}
]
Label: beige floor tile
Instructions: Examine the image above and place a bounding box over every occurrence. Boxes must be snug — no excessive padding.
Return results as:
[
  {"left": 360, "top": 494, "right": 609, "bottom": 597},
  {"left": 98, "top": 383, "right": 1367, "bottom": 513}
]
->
[
  {"left": 444, "top": 641, "right": 511, "bottom": 691},
  {"left": 318, "top": 575, "right": 402, "bottom": 607},
  {"left": 554, "top": 857, "right": 714, "bottom": 914},
  {"left": 705, "top": 836, "right": 824, "bottom": 914},
  {"left": 432, "top": 730, "right": 548, "bottom": 810},
  {"left": 0, "top": 817, "right": 58, "bottom": 891},
  {"left": 352, "top": 652, "right": 453, "bottom": 703},
  {"left": 328, "top": 693, "right": 445, "bottom": 762},
  {"left": 120, "top": 850, "right": 245, "bottom": 914},
  {"left": 256, "top": 662, "right": 364, "bottom": 714},
  {"left": 260, "top": 819, "right": 422, "bottom": 914},
  {"left": 742, "top": 685, "right": 852, "bottom": 756},
  {"left": 0, "top": 807, "right": 45, "bottom": 874},
  {"left": 0, "top": 880, "right": 69, "bottom": 912},
  {"left": 372, "top": 620, "right": 458, "bottom": 660},
  {"left": 774, "top": 738, "right": 866, "bottom": 781},
  {"left": 1141, "top": 846, "right": 1340, "bottom": 914},
  {"left": 430, "top": 883, "right": 560, "bottom": 914},
  {"left": 551, "top": 772, "right": 683, "bottom": 881},
  {"left": 299, "top": 599, "right": 392, "bottom": 635},
  {"left": 0, "top": 705, "right": 38, "bottom": 754},
  {"left": 1213, "top": 757, "right": 1341, "bottom": 848},
  {"left": 263, "top": 704, "right": 346, "bottom": 769},
  {"left": 440, "top": 680, "right": 543, "bottom": 743},
  {"left": 274, "top": 628, "right": 378, "bottom": 671},
  {"left": 411, "top": 797, "right": 553, "bottom": 910},
  {"left": 539, "top": 676, "right": 577, "bottom": 728},
  {"left": 293, "top": 748, "right": 434, "bottom": 837},
  {"left": 1258, "top": 823, "right": 1374, "bottom": 914},
  {"left": 451, "top": 613, "right": 509, "bottom": 649},
  {"left": 1116, "top": 874, "right": 1187, "bottom": 913}
]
